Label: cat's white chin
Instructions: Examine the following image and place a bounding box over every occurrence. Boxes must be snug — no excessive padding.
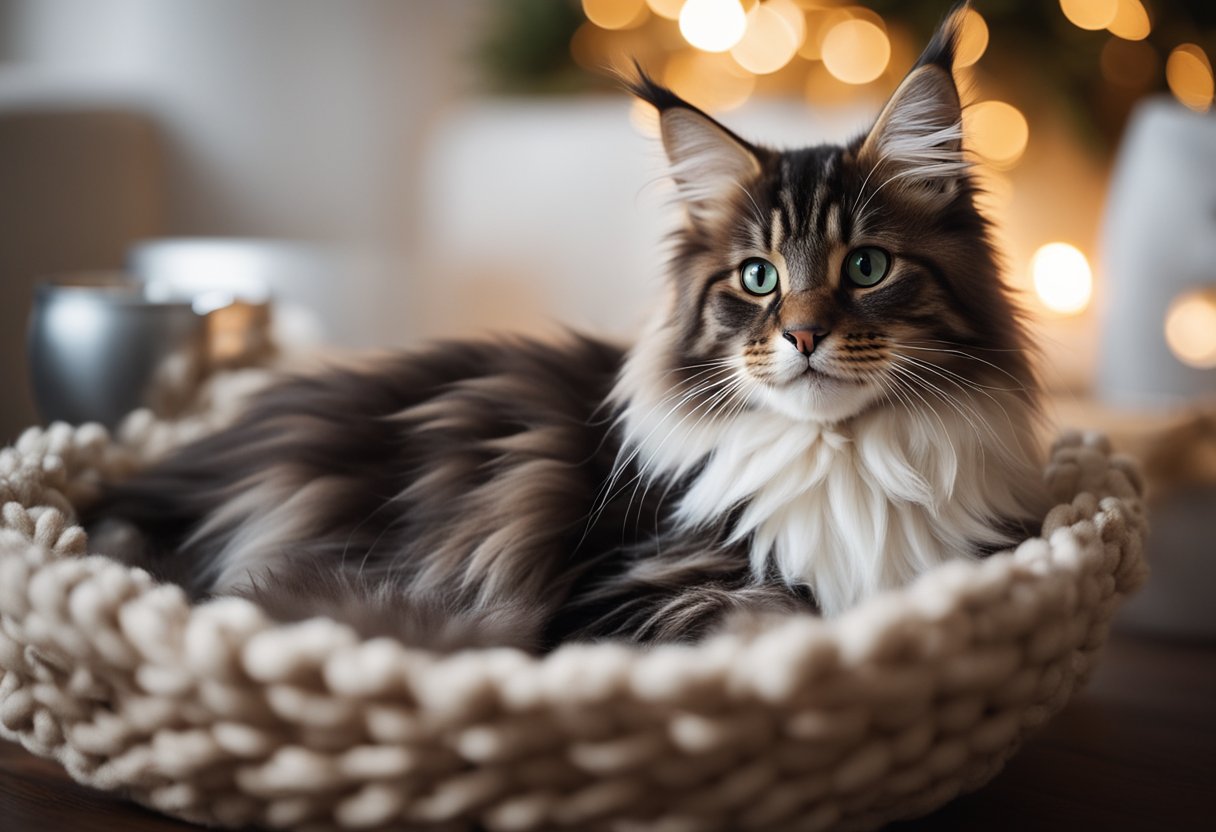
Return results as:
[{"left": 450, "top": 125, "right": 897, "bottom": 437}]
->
[{"left": 754, "top": 371, "right": 882, "bottom": 424}]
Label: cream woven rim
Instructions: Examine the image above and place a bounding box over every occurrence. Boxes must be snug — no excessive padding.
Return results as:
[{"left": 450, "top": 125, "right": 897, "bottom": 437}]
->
[{"left": 0, "top": 384, "right": 1147, "bottom": 832}]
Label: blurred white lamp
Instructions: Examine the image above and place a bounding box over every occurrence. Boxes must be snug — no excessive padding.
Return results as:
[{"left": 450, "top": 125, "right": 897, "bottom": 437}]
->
[{"left": 1098, "top": 98, "right": 1216, "bottom": 405}]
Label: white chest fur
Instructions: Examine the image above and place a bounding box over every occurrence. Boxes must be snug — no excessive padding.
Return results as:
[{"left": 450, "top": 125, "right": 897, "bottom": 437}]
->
[{"left": 621, "top": 399, "right": 1043, "bottom": 616}]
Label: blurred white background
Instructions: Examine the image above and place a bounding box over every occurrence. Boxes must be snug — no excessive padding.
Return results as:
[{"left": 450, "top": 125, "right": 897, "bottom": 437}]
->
[{"left": 0, "top": 0, "right": 903, "bottom": 349}]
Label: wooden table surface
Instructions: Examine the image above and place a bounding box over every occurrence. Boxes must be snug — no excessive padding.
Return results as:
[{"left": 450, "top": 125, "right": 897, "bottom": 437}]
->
[{"left": 1, "top": 632, "right": 1212, "bottom": 831}]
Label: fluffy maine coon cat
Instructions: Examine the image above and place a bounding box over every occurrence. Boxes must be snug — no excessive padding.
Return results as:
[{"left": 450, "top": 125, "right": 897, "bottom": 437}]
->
[{"left": 93, "top": 7, "right": 1046, "bottom": 651}]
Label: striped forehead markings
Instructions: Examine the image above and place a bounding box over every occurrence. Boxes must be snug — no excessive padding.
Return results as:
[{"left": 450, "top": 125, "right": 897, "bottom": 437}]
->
[
  {"left": 810, "top": 153, "right": 841, "bottom": 239},
  {"left": 779, "top": 158, "right": 798, "bottom": 240},
  {"left": 768, "top": 207, "right": 784, "bottom": 251},
  {"left": 750, "top": 151, "right": 851, "bottom": 266},
  {"left": 825, "top": 202, "right": 842, "bottom": 241}
]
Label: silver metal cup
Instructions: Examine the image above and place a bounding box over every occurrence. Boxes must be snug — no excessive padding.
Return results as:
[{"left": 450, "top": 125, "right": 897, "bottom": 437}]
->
[{"left": 27, "top": 273, "right": 207, "bottom": 429}]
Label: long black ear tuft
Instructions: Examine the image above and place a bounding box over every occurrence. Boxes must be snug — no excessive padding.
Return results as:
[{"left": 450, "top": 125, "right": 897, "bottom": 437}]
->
[
  {"left": 856, "top": 3, "right": 968, "bottom": 197},
  {"left": 622, "top": 61, "right": 688, "bottom": 114},
  {"left": 624, "top": 62, "right": 764, "bottom": 225},
  {"left": 914, "top": 0, "right": 968, "bottom": 73},
  {"left": 622, "top": 62, "right": 759, "bottom": 152}
]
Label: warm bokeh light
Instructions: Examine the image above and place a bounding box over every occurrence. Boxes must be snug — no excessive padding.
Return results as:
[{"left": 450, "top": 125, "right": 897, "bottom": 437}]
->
[
  {"left": 822, "top": 19, "right": 890, "bottom": 85},
  {"left": 1032, "top": 243, "right": 1094, "bottom": 315},
  {"left": 1165, "top": 290, "right": 1216, "bottom": 369},
  {"left": 569, "top": 22, "right": 607, "bottom": 72},
  {"left": 963, "top": 101, "right": 1030, "bottom": 168},
  {"left": 804, "top": 60, "right": 854, "bottom": 106},
  {"left": 955, "top": 9, "right": 989, "bottom": 68},
  {"left": 1100, "top": 37, "right": 1158, "bottom": 89},
  {"left": 730, "top": 2, "right": 802, "bottom": 75},
  {"left": 582, "top": 0, "right": 648, "bottom": 31},
  {"left": 665, "top": 50, "right": 755, "bottom": 111},
  {"left": 645, "top": 0, "right": 685, "bottom": 21},
  {"left": 767, "top": 0, "right": 807, "bottom": 49},
  {"left": 798, "top": 7, "right": 853, "bottom": 61},
  {"left": 882, "top": 25, "right": 918, "bottom": 84},
  {"left": 679, "top": 0, "right": 748, "bottom": 53},
  {"left": 843, "top": 6, "right": 887, "bottom": 31},
  {"left": 569, "top": 21, "right": 653, "bottom": 75},
  {"left": 1059, "top": 0, "right": 1118, "bottom": 31},
  {"left": 1166, "top": 44, "right": 1215, "bottom": 112},
  {"left": 1106, "top": 0, "right": 1150, "bottom": 41}
]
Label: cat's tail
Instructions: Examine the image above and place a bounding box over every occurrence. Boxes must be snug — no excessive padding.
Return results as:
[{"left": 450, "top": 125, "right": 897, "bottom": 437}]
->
[
  {"left": 84, "top": 460, "right": 232, "bottom": 594},
  {"left": 88, "top": 473, "right": 552, "bottom": 653},
  {"left": 233, "top": 563, "right": 549, "bottom": 653}
]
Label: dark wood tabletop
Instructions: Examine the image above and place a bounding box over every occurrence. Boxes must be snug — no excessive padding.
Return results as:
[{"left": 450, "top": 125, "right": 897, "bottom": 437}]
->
[{"left": 1, "top": 632, "right": 1212, "bottom": 832}]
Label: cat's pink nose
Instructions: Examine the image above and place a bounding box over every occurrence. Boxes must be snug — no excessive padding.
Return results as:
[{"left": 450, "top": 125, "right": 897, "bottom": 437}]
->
[{"left": 782, "top": 326, "right": 830, "bottom": 356}]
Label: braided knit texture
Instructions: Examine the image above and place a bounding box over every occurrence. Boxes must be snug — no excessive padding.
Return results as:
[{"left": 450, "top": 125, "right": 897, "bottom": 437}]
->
[{"left": 0, "top": 385, "right": 1148, "bottom": 831}]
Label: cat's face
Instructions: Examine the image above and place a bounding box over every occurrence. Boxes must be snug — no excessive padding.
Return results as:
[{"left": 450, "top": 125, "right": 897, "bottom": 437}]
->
[{"left": 633, "top": 8, "right": 1034, "bottom": 425}]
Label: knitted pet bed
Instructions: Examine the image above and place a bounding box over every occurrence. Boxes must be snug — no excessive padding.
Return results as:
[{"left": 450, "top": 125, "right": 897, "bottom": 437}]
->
[{"left": 0, "top": 378, "right": 1148, "bottom": 832}]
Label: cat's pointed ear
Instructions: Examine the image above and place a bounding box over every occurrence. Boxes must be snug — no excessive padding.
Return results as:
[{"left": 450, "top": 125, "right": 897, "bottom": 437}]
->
[
  {"left": 857, "top": 2, "right": 968, "bottom": 194},
  {"left": 627, "top": 68, "right": 763, "bottom": 224}
]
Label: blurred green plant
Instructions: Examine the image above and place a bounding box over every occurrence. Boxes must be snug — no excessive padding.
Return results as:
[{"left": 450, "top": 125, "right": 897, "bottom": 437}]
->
[{"left": 477, "top": 0, "right": 587, "bottom": 93}]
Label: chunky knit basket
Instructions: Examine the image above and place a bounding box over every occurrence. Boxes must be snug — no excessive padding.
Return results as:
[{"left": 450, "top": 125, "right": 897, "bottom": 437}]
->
[{"left": 0, "top": 379, "right": 1148, "bottom": 832}]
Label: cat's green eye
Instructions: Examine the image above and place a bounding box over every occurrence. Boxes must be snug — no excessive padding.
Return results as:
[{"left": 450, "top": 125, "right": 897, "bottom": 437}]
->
[
  {"left": 740, "top": 258, "right": 779, "bottom": 296},
  {"left": 843, "top": 247, "right": 891, "bottom": 288}
]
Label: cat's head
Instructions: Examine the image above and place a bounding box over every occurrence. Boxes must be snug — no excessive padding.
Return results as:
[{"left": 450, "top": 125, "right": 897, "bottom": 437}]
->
[{"left": 626, "top": 4, "right": 1035, "bottom": 425}]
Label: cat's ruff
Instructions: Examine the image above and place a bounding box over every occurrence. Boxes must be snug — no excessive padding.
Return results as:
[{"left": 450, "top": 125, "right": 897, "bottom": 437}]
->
[
  {"left": 0, "top": 373, "right": 1147, "bottom": 831},
  {"left": 616, "top": 363, "right": 1044, "bottom": 617}
]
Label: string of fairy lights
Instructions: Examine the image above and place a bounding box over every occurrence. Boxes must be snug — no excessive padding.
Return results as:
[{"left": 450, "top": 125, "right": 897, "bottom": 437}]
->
[{"left": 572, "top": 0, "right": 1216, "bottom": 353}]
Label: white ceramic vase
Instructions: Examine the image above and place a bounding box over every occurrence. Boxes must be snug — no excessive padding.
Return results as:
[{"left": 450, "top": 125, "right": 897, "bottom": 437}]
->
[{"left": 1097, "top": 97, "right": 1216, "bottom": 406}]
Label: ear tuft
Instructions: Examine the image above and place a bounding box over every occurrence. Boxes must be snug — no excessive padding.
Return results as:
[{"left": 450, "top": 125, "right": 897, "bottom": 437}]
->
[
  {"left": 622, "top": 62, "right": 689, "bottom": 114},
  {"left": 625, "top": 65, "right": 763, "bottom": 225},
  {"left": 914, "top": 0, "right": 968, "bottom": 73},
  {"left": 860, "top": 66, "right": 965, "bottom": 179},
  {"left": 857, "top": 3, "right": 969, "bottom": 194}
]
